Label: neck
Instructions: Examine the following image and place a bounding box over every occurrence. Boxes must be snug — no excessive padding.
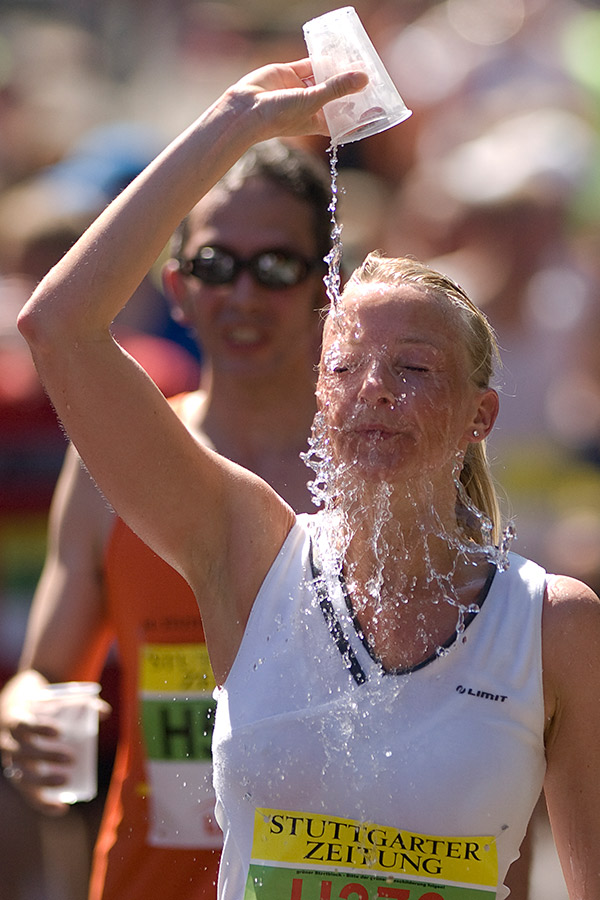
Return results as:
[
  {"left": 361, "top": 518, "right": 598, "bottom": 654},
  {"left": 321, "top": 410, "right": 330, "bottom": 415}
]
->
[
  {"left": 318, "top": 471, "right": 492, "bottom": 672},
  {"left": 185, "top": 361, "right": 318, "bottom": 513},
  {"left": 333, "top": 475, "right": 473, "bottom": 590},
  {"left": 201, "top": 362, "right": 317, "bottom": 456}
]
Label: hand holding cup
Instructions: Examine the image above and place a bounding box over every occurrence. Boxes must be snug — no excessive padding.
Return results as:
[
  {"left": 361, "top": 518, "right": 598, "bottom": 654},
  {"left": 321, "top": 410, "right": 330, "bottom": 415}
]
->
[{"left": 2, "top": 681, "right": 106, "bottom": 813}]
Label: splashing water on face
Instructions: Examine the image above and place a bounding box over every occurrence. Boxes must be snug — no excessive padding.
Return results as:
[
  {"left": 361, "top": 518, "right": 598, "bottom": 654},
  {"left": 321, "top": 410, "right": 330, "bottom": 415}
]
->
[
  {"left": 306, "top": 146, "right": 515, "bottom": 666},
  {"left": 301, "top": 404, "right": 516, "bottom": 666}
]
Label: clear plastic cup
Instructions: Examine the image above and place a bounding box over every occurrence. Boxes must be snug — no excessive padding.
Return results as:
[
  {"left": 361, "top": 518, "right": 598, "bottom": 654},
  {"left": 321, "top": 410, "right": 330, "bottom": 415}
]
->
[
  {"left": 29, "top": 681, "right": 100, "bottom": 803},
  {"left": 303, "top": 6, "right": 412, "bottom": 146}
]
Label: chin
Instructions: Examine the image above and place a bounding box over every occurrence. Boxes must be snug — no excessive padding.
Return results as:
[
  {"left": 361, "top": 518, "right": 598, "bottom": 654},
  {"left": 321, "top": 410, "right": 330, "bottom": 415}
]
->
[{"left": 333, "top": 447, "right": 403, "bottom": 484}]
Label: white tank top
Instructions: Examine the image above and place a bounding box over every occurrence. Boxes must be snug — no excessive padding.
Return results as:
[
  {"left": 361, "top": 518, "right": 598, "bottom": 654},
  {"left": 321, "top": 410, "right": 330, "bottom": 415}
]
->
[{"left": 212, "top": 513, "right": 547, "bottom": 900}]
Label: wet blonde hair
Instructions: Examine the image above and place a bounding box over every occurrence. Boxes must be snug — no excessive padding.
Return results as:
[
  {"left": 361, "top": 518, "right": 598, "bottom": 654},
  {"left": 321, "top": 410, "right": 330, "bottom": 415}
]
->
[{"left": 344, "top": 252, "right": 502, "bottom": 546}]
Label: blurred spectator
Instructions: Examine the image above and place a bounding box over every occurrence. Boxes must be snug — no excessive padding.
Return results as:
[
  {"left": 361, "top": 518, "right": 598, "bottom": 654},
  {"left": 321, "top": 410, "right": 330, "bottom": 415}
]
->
[{"left": 0, "top": 11, "right": 113, "bottom": 190}]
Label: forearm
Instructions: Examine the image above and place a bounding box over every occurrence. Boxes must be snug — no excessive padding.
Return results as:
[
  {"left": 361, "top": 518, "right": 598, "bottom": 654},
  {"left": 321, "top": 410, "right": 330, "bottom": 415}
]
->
[
  {"left": 18, "top": 61, "right": 365, "bottom": 352},
  {"left": 21, "top": 88, "right": 261, "bottom": 347},
  {"left": 14, "top": 61, "right": 364, "bottom": 587},
  {"left": 18, "top": 585, "right": 112, "bottom": 684}
]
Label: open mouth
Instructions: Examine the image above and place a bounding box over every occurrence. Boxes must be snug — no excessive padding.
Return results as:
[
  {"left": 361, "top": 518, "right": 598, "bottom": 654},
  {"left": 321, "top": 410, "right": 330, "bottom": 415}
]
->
[
  {"left": 352, "top": 422, "right": 398, "bottom": 438},
  {"left": 224, "top": 324, "right": 265, "bottom": 347}
]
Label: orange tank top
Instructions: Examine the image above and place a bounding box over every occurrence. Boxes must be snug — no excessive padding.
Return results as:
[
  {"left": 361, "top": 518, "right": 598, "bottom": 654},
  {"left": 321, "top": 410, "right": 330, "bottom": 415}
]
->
[{"left": 88, "top": 398, "right": 220, "bottom": 899}]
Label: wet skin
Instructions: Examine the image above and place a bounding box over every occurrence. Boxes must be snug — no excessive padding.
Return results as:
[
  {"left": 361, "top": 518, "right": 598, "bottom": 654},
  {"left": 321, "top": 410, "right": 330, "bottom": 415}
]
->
[
  {"left": 316, "top": 283, "right": 497, "bottom": 493},
  {"left": 313, "top": 282, "right": 501, "bottom": 670}
]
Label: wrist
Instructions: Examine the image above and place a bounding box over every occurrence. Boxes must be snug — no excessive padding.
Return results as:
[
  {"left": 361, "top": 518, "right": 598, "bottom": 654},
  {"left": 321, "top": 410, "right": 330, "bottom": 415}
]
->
[{"left": 214, "top": 84, "right": 273, "bottom": 147}]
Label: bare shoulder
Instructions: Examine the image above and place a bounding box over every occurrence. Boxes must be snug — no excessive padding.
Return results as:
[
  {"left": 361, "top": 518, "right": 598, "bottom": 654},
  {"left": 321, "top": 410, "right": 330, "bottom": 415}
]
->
[
  {"left": 544, "top": 572, "right": 600, "bottom": 624},
  {"left": 544, "top": 573, "right": 600, "bottom": 657},
  {"left": 543, "top": 573, "right": 600, "bottom": 732}
]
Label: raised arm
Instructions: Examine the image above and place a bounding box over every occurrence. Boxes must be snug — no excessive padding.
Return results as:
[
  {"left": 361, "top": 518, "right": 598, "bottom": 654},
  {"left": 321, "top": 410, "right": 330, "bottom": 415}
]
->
[
  {"left": 543, "top": 574, "right": 600, "bottom": 897},
  {"left": 17, "top": 62, "right": 367, "bottom": 655}
]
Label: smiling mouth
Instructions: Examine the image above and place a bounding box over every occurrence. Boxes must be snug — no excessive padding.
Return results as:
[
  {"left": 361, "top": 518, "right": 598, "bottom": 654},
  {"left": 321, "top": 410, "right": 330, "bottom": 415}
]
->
[{"left": 224, "top": 325, "right": 264, "bottom": 346}]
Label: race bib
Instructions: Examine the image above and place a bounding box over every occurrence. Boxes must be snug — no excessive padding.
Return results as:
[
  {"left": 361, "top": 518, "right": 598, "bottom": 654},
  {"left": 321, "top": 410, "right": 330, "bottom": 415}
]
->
[
  {"left": 139, "top": 642, "right": 222, "bottom": 848},
  {"left": 245, "top": 808, "right": 498, "bottom": 899}
]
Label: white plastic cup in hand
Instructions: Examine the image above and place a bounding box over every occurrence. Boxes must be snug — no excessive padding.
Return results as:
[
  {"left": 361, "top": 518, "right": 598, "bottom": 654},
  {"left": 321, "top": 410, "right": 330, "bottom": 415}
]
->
[
  {"left": 29, "top": 681, "right": 100, "bottom": 803},
  {"left": 303, "top": 6, "right": 412, "bottom": 146}
]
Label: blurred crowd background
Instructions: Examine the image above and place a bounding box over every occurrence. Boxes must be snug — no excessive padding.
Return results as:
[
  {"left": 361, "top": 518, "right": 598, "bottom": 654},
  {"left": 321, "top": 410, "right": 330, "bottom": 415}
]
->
[{"left": 1, "top": 0, "right": 600, "bottom": 897}]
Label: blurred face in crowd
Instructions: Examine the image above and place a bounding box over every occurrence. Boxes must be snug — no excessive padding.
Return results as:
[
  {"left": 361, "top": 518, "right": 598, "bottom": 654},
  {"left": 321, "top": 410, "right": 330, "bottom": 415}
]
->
[{"left": 165, "top": 176, "right": 326, "bottom": 380}]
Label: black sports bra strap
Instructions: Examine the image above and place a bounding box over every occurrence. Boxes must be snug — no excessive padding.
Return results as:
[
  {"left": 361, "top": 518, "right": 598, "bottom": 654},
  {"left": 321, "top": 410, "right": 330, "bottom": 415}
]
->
[{"left": 309, "top": 542, "right": 367, "bottom": 686}]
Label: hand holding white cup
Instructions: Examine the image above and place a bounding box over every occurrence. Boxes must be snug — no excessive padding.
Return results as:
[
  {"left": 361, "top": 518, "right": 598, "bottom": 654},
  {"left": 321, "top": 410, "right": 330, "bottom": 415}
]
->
[
  {"left": 27, "top": 681, "right": 101, "bottom": 804},
  {"left": 302, "top": 6, "right": 412, "bottom": 145}
]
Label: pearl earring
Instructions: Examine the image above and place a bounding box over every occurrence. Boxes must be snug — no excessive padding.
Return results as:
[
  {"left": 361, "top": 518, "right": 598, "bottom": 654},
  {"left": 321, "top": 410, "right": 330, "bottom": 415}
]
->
[{"left": 473, "top": 429, "right": 480, "bottom": 438}]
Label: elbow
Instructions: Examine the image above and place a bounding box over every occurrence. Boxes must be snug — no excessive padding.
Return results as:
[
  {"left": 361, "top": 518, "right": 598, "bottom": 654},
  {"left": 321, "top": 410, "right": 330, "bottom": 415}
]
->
[
  {"left": 17, "top": 282, "right": 70, "bottom": 356},
  {"left": 17, "top": 306, "right": 58, "bottom": 365},
  {"left": 17, "top": 276, "right": 52, "bottom": 343},
  {"left": 18, "top": 256, "right": 110, "bottom": 358},
  {"left": 16, "top": 298, "right": 42, "bottom": 349}
]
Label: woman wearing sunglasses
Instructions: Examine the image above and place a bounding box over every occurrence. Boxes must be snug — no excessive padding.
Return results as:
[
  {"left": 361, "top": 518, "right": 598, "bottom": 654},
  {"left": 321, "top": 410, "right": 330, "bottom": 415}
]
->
[{"left": 17, "top": 59, "right": 600, "bottom": 899}]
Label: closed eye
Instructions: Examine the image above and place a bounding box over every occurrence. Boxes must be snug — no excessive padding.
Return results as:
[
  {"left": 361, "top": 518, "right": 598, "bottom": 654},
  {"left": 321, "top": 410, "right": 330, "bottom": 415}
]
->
[
  {"left": 397, "top": 364, "right": 430, "bottom": 374},
  {"left": 323, "top": 354, "right": 364, "bottom": 375}
]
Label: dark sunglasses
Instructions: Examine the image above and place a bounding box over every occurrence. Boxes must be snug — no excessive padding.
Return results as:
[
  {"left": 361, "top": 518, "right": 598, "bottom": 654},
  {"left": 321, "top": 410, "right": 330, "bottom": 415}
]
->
[{"left": 178, "top": 245, "right": 323, "bottom": 290}]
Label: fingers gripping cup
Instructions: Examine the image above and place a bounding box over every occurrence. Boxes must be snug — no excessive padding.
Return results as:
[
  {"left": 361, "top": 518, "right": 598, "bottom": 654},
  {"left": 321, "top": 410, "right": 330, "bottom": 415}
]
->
[
  {"left": 30, "top": 681, "right": 101, "bottom": 803},
  {"left": 303, "top": 6, "right": 412, "bottom": 146}
]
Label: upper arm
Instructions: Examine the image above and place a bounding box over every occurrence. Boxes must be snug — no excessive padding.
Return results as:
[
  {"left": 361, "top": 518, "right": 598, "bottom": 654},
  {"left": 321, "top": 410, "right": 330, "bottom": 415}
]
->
[
  {"left": 543, "top": 574, "right": 600, "bottom": 896},
  {"left": 19, "top": 444, "right": 115, "bottom": 681},
  {"left": 19, "top": 331, "right": 292, "bottom": 638},
  {"left": 16, "top": 114, "right": 295, "bottom": 629}
]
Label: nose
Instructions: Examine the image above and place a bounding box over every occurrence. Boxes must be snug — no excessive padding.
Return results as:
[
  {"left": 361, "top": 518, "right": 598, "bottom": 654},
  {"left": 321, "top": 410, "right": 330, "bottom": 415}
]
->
[
  {"left": 221, "top": 269, "right": 261, "bottom": 309},
  {"left": 357, "top": 359, "right": 396, "bottom": 406}
]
